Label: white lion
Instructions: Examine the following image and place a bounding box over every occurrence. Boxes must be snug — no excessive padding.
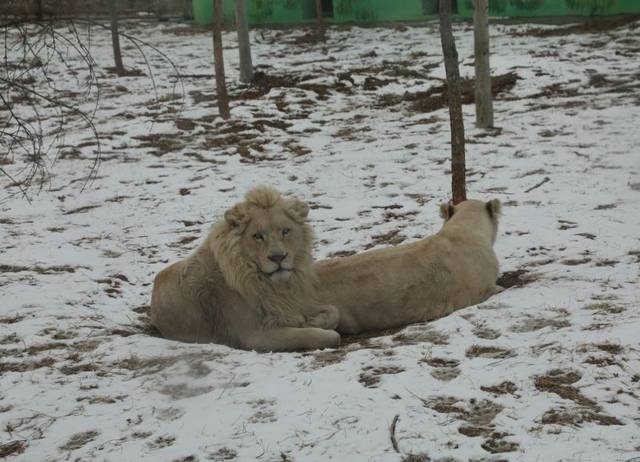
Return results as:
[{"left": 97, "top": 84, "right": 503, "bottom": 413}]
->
[
  {"left": 150, "top": 187, "right": 340, "bottom": 351},
  {"left": 315, "top": 199, "right": 502, "bottom": 334}
]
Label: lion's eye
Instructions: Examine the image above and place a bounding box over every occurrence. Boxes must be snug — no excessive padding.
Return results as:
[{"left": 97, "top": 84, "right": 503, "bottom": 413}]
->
[
  {"left": 253, "top": 233, "right": 264, "bottom": 241},
  {"left": 281, "top": 228, "right": 290, "bottom": 237}
]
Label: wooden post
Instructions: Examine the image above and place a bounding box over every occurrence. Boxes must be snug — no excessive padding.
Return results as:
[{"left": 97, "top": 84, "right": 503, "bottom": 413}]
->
[
  {"left": 439, "top": 0, "right": 467, "bottom": 204},
  {"left": 315, "top": 0, "right": 325, "bottom": 36},
  {"left": 110, "top": 1, "right": 124, "bottom": 74},
  {"left": 473, "top": 0, "right": 494, "bottom": 128},
  {"left": 212, "top": 0, "right": 230, "bottom": 119},
  {"left": 235, "top": 0, "right": 253, "bottom": 83}
]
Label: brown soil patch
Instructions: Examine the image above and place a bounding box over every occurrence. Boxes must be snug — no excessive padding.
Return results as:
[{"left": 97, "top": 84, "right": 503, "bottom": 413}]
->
[
  {"left": 392, "top": 326, "right": 449, "bottom": 346},
  {"left": 364, "top": 229, "right": 406, "bottom": 249},
  {"left": 340, "top": 323, "right": 448, "bottom": 348},
  {"left": 60, "top": 430, "right": 99, "bottom": 451},
  {"left": 0, "top": 264, "right": 87, "bottom": 274},
  {"left": 63, "top": 205, "right": 101, "bottom": 215},
  {"left": 105, "top": 67, "right": 145, "bottom": 77},
  {"left": 114, "top": 351, "right": 224, "bottom": 377},
  {"left": 420, "top": 355, "right": 459, "bottom": 378},
  {"left": 425, "top": 396, "right": 507, "bottom": 442},
  {"left": 562, "top": 257, "right": 592, "bottom": 266},
  {"left": 481, "top": 437, "right": 519, "bottom": 454},
  {"left": 24, "top": 342, "right": 68, "bottom": 355},
  {"left": 425, "top": 396, "right": 466, "bottom": 415},
  {"left": 378, "top": 72, "right": 519, "bottom": 113},
  {"left": 235, "top": 71, "right": 349, "bottom": 101},
  {"left": 60, "top": 363, "right": 100, "bottom": 375},
  {"left": 534, "top": 369, "right": 595, "bottom": 407},
  {"left": 583, "top": 356, "right": 620, "bottom": 367},
  {"left": 326, "top": 249, "right": 357, "bottom": 258},
  {"left": 358, "top": 365, "right": 404, "bottom": 388},
  {"left": 148, "top": 435, "right": 176, "bottom": 449},
  {"left": 0, "top": 357, "right": 55, "bottom": 373},
  {"left": 301, "top": 349, "right": 348, "bottom": 370},
  {"left": 401, "top": 455, "right": 431, "bottom": 462},
  {"left": 466, "top": 345, "right": 515, "bottom": 359},
  {"left": 593, "top": 343, "right": 623, "bottom": 355},
  {"left": 472, "top": 325, "right": 502, "bottom": 340},
  {"left": 0, "top": 314, "right": 25, "bottom": 324},
  {"left": 133, "top": 133, "right": 186, "bottom": 156},
  {"left": 509, "top": 316, "right": 570, "bottom": 333},
  {"left": 583, "top": 302, "right": 624, "bottom": 315},
  {"left": 421, "top": 357, "right": 460, "bottom": 368},
  {"left": 0, "top": 441, "right": 26, "bottom": 458},
  {"left": 481, "top": 381, "right": 518, "bottom": 396},
  {"left": 430, "top": 367, "right": 460, "bottom": 381},
  {"left": 496, "top": 269, "right": 534, "bottom": 289},
  {"left": 541, "top": 407, "right": 623, "bottom": 426},
  {"left": 0, "top": 333, "right": 19, "bottom": 344}
]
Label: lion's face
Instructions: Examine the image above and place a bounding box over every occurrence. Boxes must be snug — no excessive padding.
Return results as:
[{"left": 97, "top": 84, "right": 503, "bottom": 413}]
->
[
  {"left": 241, "top": 206, "right": 307, "bottom": 282},
  {"left": 223, "top": 188, "right": 312, "bottom": 284}
]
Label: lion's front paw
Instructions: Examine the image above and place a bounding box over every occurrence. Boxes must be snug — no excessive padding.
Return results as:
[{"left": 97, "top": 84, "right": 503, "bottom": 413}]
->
[
  {"left": 324, "top": 330, "right": 341, "bottom": 349},
  {"left": 307, "top": 305, "right": 339, "bottom": 330}
]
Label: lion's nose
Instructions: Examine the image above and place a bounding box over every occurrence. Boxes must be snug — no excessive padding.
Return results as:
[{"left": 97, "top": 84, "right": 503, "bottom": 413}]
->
[{"left": 268, "top": 253, "right": 287, "bottom": 264}]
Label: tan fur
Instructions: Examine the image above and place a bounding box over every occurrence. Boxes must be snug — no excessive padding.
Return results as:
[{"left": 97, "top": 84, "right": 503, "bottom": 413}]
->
[
  {"left": 315, "top": 199, "right": 502, "bottom": 335},
  {"left": 150, "top": 187, "right": 340, "bottom": 351}
]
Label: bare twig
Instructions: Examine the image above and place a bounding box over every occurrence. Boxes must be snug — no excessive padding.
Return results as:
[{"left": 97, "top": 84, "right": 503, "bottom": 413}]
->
[
  {"left": 525, "top": 176, "right": 550, "bottom": 193},
  {"left": 390, "top": 414, "right": 400, "bottom": 453},
  {"left": 0, "top": 16, "right": 183, "bottom": 200}
]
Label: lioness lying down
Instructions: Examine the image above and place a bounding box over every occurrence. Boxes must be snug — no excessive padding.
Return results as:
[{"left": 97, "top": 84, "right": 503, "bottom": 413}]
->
[
  {"left": 150, "top": 187, "right": 340, "bottom": 352},
  {"left": 315, "top": 199, "right": 501, "bottom": 335}
]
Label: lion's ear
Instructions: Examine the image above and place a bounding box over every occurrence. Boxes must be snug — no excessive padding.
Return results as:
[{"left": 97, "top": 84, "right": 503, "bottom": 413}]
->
[
  {"left": 485, "top": 199, "right": 501, "bottom": 222},
  {"left": 224, "top": 203, "right": 248, "bottom": 228},
  {"left": 285, "top": 199, "right": 309, "bottom": 223},
  {"left": 439, "top": 201, "right": 455, "bottom": 220}
]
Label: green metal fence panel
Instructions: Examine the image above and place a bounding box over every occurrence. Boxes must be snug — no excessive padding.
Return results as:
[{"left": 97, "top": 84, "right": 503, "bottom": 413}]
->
[
  {"left": 332, "top": 0, "right": 427, "bottom": 23},
  {"left": 192, "top": 0, "right": 307, "bottom": 25},
  {"left": 458, "top": 0, "right": 640, "bottom": 18},
  {"left": 191, "top": 0, "right": 640, "bottom": 26}
]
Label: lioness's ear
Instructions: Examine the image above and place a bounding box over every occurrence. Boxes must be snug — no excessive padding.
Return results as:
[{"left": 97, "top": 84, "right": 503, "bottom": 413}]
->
[
  {"left": 486, "top": 199, "right": 501, "bottom": 222},
  {"left": 224, "top": 203, "right": 247, "bottom": 228},
  {"left": 439, "top": 201, "right": 455, "bottom": 220},
  {"left": 285, "top": 199, "right": 309, "bottom": 223}
]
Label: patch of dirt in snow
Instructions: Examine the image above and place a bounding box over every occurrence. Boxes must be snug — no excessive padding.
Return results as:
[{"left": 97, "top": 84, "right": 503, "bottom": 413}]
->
[
  {"left": 379, "top": 72, "right": 520, "bottom": 113},
  {"left": 466, "top": 345, "right": 516, "bottom": 359},
  {"left": 534, "top": 369, "right": 596, "bottom": 407},
  {"left": 59, "top": 430, "right": 100, "bottom": 451},
  {"left": 0, "top": 441, "right": 26, "bottom": 458},
  {"left": 481, "top": 381, "right": 518, "bottom": 396},
  {"left": 424, "top": 396, "right": 519, "bottom": 453},
  {"left": 359, "top": 365, "right": 405, "bottom": 388},
  {"left": 496, "top": 268, "right": 536, "bottom": 289},
  {"left": 541, "top": 407, "right": 623, "bottom": 427}
]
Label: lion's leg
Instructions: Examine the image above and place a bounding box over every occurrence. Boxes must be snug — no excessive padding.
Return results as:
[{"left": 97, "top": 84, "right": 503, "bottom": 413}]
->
[
  {"left": 305, "top": 304, "right": 339, "bottom": 330},
  {"left": 242, "top": 327, "right": 340, "bottom": 352}
]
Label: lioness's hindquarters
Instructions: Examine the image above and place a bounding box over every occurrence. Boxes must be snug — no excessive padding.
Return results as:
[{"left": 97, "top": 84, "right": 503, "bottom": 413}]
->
[{"left": 315, "top": 197, "right": 502, "bottom": 335}]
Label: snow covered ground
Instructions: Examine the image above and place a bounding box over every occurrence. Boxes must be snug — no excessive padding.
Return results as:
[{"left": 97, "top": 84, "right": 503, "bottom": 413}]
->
[{"left": 1, "top": 17, "right": 640, "bottom": 462}]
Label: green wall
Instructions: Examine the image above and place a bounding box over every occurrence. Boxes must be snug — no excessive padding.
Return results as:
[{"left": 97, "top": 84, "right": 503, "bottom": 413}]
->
[
  {"left": 458, "top": 0, "right": 640, "bottom": 17},
  {"left": 192, "top": 0, "right": 640, "bottom": 25}
]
